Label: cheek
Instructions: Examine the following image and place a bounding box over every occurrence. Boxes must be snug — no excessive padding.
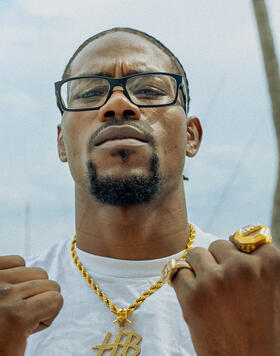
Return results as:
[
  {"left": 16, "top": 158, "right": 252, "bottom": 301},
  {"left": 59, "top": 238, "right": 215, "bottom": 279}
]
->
[
  {"left": 63, "top": 118, "right": 83, "bottom": 162},
  {"left": 62, "top": 113, "right": 96, "bottom": 181},
  {"left": 155, "top": 108, "right": 187, "bottom": 171}
]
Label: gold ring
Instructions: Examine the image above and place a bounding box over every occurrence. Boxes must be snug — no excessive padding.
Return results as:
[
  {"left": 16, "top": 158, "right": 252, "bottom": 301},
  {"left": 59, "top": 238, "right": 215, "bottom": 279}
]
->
[
  {"left": 233, "top": 224, "right": 272, "bottom": 253},
  {"left": 161, "top": 258, "right": 193, "bottom": 286}
]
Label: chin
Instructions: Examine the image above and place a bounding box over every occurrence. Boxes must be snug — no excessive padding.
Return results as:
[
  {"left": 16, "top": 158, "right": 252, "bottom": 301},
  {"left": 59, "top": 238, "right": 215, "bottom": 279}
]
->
[
  {"left": 98, "top": 168, "right": 151, "bottom": 181},
  {"left": 87, "top": 154, "right": 161, "bottom": 207}
]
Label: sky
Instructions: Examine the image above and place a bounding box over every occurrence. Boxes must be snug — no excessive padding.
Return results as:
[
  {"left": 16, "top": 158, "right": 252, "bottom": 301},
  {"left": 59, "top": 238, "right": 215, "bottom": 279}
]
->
[{"left": 0, "top": 0, "right": 279, "bottom": 257}]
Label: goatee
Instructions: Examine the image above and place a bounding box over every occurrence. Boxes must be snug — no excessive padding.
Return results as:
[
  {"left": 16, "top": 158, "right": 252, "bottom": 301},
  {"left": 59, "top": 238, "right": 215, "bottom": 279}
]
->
[{"left": 87, "top": 153, "right": 161, "bottom": 206}]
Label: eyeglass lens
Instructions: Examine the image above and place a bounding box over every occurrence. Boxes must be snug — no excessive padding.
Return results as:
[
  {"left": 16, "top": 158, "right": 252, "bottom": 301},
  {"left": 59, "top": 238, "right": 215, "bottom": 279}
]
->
[{"left": 60, "top": 74, "right": 177, "bottom": 109}]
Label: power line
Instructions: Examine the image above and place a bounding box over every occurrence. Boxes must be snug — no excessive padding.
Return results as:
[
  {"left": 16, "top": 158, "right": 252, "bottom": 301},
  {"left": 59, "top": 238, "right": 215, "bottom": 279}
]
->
[
  {"left": 201, "top": 73, "right": 227, "bottom": 122},
  {"left": 24, "top": 203, "right": 31, "bottom": 258},
  {"left": 205, "top": 119, "right": 262, "bottom": 231}
]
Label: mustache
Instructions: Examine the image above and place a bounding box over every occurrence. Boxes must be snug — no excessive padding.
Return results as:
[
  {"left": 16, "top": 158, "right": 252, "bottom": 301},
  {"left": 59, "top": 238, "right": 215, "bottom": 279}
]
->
[{"left": 87, "top": 118, "right": 156, "bottom": 152}]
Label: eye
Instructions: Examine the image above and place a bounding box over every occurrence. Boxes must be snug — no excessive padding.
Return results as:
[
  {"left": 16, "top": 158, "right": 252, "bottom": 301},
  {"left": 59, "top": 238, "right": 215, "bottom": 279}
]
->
[
  {"left": 134, "top": 86, "right": 167, "bottom": 97},
  {"left": 78, "top": 86, "right": 108, "bottom": 100}
]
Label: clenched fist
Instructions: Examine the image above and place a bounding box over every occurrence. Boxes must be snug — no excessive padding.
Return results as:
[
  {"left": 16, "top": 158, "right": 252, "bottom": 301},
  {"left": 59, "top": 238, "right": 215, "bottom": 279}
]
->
[
  {"left": 172, "top": 238, "right": 280, "bottom": 356},
  {"left": 0, "top": 255, "right": 63, "bottom": 356}
]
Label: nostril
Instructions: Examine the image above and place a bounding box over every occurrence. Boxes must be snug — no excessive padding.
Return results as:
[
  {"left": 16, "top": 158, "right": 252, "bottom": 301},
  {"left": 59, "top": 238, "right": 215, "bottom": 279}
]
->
[
  {"left": 103, "top": 109, "right": 136, "bottom": 119},
  {"left": 104, "top": 110, "right": 115, "bottom": 118},
  {"left": 124, "top": 110, "right": 135, "bottom": 117}
]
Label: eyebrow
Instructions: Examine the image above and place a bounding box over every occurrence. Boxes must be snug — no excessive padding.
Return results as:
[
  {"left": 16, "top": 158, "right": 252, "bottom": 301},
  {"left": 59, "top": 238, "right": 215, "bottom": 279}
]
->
[
  {"left": 77, "top": 68, "right": 161, "bottom": 78},
  {"left": 79, "top": 71, "right": 113, "bottom": 77}
]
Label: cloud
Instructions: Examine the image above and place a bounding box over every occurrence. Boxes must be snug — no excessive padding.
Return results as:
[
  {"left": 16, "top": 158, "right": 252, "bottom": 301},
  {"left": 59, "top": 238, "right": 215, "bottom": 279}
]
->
[{"left": 0, "top": 0, "right": 278, "bottom": 256}]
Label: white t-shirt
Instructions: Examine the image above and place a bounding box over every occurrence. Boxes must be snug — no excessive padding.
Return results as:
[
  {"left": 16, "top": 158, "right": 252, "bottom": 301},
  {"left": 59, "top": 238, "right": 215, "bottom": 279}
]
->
[{"left": 25, "top": 225, "right": 218, "bottom": 356}]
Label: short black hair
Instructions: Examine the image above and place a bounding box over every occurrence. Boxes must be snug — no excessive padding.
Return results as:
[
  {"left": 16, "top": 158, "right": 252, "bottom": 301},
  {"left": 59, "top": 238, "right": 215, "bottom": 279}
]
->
[{"left": 63, "top": 27, "right": 190, "bottom": 113}]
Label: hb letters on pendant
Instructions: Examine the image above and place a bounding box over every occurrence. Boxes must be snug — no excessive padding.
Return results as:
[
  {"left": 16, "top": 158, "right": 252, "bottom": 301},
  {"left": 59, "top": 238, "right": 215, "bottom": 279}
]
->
[{"left": 93, "top": 328, "right": 142, "bottom": 356}]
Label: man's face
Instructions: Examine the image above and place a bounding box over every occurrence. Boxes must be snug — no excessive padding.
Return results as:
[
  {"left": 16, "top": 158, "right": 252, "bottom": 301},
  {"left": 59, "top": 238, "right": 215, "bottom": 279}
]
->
[{"left": 58, "top": 32, "right": 193, "bottom": 206}]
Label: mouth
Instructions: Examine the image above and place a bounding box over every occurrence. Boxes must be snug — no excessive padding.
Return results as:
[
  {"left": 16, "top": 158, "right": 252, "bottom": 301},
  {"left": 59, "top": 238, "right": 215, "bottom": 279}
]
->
[{"left": 93, "top": 125, "right": 149, "bottom": 147}]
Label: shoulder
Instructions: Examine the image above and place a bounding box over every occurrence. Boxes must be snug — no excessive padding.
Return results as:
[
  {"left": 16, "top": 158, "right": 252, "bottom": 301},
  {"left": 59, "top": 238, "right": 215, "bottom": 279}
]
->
[
  {"left": 192, "top": 224, "right": 222, "bottom": 249},
  {"left": 26, "top": 238, "right": 72, "bottom": 272}
]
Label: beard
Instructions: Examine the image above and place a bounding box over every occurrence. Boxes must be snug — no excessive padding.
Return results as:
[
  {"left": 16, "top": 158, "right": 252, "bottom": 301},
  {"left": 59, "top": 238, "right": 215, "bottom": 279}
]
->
[{"left": 87, "top": 152, "right": 161, "bottom": 206}]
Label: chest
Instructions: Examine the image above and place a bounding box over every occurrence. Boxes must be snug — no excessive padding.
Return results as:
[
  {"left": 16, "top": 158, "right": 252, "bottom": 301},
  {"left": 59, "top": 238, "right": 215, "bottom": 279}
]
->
[{"left": 25, "top": 274, "right": 196, "bottom": 355}]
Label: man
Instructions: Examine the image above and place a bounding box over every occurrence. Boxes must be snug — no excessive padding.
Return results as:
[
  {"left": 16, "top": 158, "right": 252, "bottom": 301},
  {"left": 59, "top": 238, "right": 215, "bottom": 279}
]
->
[{"left": 0, "top": 27, "right": 279, "bottom": 356}]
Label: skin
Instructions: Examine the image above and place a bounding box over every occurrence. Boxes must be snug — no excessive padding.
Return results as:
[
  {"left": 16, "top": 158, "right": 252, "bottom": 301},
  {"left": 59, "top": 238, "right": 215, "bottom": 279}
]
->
[
  {"left": 57, "top": 32, "right": 202, "bottom": 260},
  {"left": 0, "top": 256, "right": 62, "bottom": 356},
  {"left": 1, "top": 31, "right": 280, "bottom": 355},
  {"left": 173, "top": 237, "right": 280, "bottom": 355}
]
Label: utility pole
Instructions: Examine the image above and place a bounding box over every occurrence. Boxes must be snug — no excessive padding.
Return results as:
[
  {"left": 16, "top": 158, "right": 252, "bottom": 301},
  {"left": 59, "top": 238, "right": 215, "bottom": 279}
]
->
[
  {"left": 24, "top": 203, "right": 31, "bottom": 258},
  {"left": 252, "top": 0, "right": 280, "bottom": 245}
]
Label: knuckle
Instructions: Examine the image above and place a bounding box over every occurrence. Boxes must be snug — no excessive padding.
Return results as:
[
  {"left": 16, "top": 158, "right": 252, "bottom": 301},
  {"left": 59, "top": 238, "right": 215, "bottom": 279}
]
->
[
  {"left": 267, "top": 251, "right": 280, "bottom": 267},
  {"left": 188, "top": 246, "right": 204, "bottom": 254},
  {"left": 260, "top": 254, "right": 280, "bottom": 274},
  {"left": 50, "top": 291, "right": 64, "bottom": 309},
  {"left": 225, "top": 258, "right": 258, "bottom": 282},
  {"left": 48, "top": 280, "right": 61, "bottom": 292},
  {"left": 32, "top": 267, "right": 49, "bottom": 280},
  {"left": 0, "top": 255, "right": 25, "bottom": 269},
  {"left": 186, "top": 247, "right": 206, "bottom": 262},
  {"left": 0, "top": 284, "right": 12, "bottom": 297},
  {"left": 1, "top": 299, "right": 27, "bottom": 325},
  {"left": 208, "top": 240, "right": 218, "bottom": 251},
  {"left": 11, "top": 255, "right": 26, "bottom": 267},
  {"left": 207, "top": 267, "right": 225, "bottom": 289},
  {"left": 0, "top": 269, "right": 12, "bottom": 284},
  {"left": 208, "top": 239, "right": 227, "bottom": 253},
  {"left": 197, "top": 269, "right": 225, "bottom": 298},
  {"left": 187, "top": 247, "right": 204, "bottom": 257},
  {"left": 25, "top": 279, "right": 39, "bottom": 290}
]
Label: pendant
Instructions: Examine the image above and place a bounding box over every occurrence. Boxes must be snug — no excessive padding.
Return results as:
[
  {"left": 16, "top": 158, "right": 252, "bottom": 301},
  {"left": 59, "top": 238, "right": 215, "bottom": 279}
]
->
[
  {"left": 113, "top": 308, "right": 132, "bottom": 328},
  {"left": 92, "top": 327, "right": 142, "bottom": 355}
]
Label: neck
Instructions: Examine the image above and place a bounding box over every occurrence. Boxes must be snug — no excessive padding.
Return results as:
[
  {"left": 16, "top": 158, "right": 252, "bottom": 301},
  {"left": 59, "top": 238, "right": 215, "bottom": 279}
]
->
[{"left": 75, "top": 182, "right": 190, "bottom": 260}]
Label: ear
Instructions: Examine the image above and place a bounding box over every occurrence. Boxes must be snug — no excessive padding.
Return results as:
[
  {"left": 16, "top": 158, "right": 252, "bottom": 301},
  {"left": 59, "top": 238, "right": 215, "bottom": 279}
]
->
[
  {"left": 186, "top": 116, "right": 203, "bottom": 157},
  {"left": 57, "top": 124, "right": 68, "bottom": 162}
]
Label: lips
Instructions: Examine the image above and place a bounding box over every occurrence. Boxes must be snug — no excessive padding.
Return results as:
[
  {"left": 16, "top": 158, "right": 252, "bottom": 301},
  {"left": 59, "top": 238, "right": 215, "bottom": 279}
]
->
[{"left": 93, "top": 125, "right": 149, "bottom": 146}]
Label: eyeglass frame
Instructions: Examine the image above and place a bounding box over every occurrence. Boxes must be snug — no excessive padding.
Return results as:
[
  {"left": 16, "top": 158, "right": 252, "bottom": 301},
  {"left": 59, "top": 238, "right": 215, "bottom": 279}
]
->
[{"left": 54, "top": 72, "right": 186, "bottom": 113}]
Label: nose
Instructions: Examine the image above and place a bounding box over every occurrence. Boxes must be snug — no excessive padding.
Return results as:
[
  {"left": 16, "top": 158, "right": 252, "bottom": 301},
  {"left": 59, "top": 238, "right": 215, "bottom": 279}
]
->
[{"left": 98, "top": 87, "right": 141, "bottom": 122}]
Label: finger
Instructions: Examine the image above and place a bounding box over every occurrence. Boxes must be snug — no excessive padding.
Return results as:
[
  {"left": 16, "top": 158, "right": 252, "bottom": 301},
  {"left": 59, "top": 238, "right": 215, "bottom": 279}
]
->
[
  {"left": 228, "top": 233, "right": 235, "bottom": 245},
  {"left": 0, "top": 267, "right": 48, "bottom": 284},
  {"left": 172, "top": 266, "right": 195, "bottom": 312},
  {"left": 25, "top": 291, "right": 63, "bottom": 333},
  {"left": 15, "top": 279, "right": 61, "bottom": 299},
  {"left": 0, "top": 256, "right": 25, "bottom": 269},
  {"left": 185, "top": 247, "right": 217, "bottom": 274},
  {"left": 251, "top": 241, "right": 279, "bottom": 255},
  {"left": 172, "top": 265, "right": 195, "bottom": 287},
  {"left": 32, "top": 317, "right": 58, "bottom": 334},
  {"left": 208, "top": 239, "right": 244, "bottom": 263},
  {"left": 229, "top": 233, "right": 248, "bottom": 251}
]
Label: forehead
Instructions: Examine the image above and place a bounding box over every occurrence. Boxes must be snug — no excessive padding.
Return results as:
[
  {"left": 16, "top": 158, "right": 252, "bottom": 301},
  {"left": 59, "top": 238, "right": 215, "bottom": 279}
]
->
[{"left": 70, "top": 32, "right": 175, "bottom": 77}]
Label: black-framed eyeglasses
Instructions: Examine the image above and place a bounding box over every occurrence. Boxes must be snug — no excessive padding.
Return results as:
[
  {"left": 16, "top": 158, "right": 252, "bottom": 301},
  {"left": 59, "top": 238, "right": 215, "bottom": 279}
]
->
[{"left": 54, "top": 72, "right": 186, "bottom": 112}]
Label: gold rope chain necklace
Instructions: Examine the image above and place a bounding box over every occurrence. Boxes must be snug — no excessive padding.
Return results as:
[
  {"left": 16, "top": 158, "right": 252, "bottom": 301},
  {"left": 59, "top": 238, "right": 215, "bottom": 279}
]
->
[{"left": 71, "top": 224, "right": 195, "bottom": 355}]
